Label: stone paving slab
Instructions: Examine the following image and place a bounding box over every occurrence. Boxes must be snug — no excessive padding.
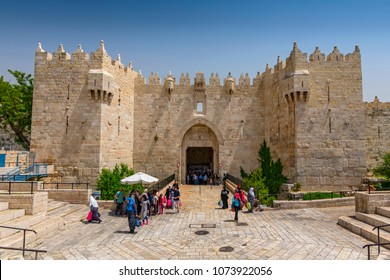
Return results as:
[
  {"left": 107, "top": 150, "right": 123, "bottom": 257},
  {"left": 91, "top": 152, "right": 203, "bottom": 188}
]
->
[{"left": 25, "top": 184, "right": 382, "bottom": 260}]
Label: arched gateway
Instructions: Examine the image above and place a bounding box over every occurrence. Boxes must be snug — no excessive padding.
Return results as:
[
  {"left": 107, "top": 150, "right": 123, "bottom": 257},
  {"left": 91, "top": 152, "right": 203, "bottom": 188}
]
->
[{"left": 177, "top": 118, "right": 223, "bottom": 184}]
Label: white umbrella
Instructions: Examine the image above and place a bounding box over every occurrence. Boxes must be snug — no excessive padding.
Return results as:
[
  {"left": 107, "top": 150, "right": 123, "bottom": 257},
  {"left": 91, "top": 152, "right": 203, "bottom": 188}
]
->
[{"left": 120, "top": 172, "right": 159, "bottom": 185}]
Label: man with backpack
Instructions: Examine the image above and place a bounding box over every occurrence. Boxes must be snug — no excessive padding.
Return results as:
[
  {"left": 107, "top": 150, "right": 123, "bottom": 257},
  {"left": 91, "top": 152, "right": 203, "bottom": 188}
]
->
[{"left": 232, "top": 193, "right": 241, "bottom": 223}]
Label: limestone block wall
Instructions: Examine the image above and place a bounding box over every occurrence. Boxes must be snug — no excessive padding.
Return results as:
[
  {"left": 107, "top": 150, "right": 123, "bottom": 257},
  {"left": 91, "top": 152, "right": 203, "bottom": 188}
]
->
[
  {"left": 291, "top": 46, "right": 366, "bottom": 191},
  {"left": 31, "top": 42, "right": 136, "bottom": 184},
  {"left": 40, "top": 189, "right": 92, "bottom": 205},
  {"left": 365, "top": 98, "right": 390, "bottom": 170},
  {"left": 0, "top": 192, "right": 48, "bottom": 215},
  {"left": 133, "top": 72, "right": 263, "bottom": 181}
]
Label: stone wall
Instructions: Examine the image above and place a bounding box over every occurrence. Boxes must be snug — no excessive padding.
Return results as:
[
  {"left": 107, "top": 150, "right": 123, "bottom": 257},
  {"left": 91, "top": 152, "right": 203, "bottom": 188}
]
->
[
  {"left": 30, "top": 41, "right": 386, "bottom": 192},
  {"left": 40, "top": 189, "right": 92, "bottom": 205},
  {"left": 31, "top": 42, "right": 135, "bottom": 184},
  {"left": 365, "top": 97, "right": 390, "bottom": 170},
  {"left": 355, "top": 191, "right": 390, "bottom": 214},
  {"left": 0, "top": 192, "right": 48, "bottom": 215}
]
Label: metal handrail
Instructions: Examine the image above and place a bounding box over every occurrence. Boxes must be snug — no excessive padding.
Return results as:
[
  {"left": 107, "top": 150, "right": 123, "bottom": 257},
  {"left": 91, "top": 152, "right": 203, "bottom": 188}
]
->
[
  {"left": 149, "top": 174, "right": 175, "bottom": 192},
  {"left": 373, "top": 224, "right": 390, "bottom": 255},
  {"left": 0, "top": 225, "right": 39, "bottom": 257},
  {"left": 42, "top": 182, "right": 90, "bottom": 190},
  {"left": 0, "top": 246, "right": 47, "bottom": 260},
  {"left": 363, "top": 242, "right": 390, "bottom": 260}
]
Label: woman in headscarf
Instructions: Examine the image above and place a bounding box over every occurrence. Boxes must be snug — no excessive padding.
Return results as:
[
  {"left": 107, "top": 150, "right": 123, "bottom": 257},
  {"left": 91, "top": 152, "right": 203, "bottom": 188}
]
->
[
  {"left": 247, "top": 187, "right": 255, "bottom": 213},
  {"left": 220, "top": 186, "right": 230, "bottom": 209}
]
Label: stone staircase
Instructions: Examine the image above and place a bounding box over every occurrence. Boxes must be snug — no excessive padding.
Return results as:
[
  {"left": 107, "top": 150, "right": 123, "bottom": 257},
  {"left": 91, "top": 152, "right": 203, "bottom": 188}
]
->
[
  {"left": 0, "top": 199, "right": 88, "bottom": 260},
  {"left": 338, "top": 206, "right": 390, "bottom": 260}
]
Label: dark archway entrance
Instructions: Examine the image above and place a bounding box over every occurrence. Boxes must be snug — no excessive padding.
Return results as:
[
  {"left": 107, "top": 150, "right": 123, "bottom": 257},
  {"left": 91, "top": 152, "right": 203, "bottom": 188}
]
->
[
  {"left": 180, "top": 124, "right": 219, "bottom": 184},
  {"left": 186, "top": 147, "right": 214, "bottom": 182}
]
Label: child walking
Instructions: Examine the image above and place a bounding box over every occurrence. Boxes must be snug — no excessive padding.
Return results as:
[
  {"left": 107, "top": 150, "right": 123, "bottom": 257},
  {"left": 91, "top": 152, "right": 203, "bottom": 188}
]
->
[{"left": 158, "top": 193, "right": 166, "bottom": 214}]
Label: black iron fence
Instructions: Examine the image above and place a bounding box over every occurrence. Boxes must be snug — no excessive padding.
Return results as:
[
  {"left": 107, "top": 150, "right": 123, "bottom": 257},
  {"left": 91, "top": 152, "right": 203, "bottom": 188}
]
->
[
  {"left": 0, "top": 181, "right": 36, "bottom": 194},
  {"left": 149, "top": 174, "right": 175, "bottom": 192},
  {"left": 42, "top": 182, "right": 90, "bottom": 190}
]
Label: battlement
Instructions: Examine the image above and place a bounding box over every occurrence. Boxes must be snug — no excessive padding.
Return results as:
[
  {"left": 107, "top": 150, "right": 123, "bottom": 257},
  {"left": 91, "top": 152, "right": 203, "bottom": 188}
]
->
[
  {"left": 366, "top": 96, "right": 390, "bottom": 112},
  {"left": 35, "top": 41, "right": 361, "bottom": 91},
  {"left": 35, "top": 40, "right": 135, "bottom": 75},
  {"left": 136, "top": 42, "right": 361, "bottom": 89}
]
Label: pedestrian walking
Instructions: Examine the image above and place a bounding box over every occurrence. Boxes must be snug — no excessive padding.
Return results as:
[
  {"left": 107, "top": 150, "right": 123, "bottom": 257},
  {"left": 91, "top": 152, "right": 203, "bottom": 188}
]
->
[
  {"left": 89, "top": 194, "right": 102, "bottom": 223},
  {"left": 114, "top": 187, "right": 125, "bottom": 216},
  {"left": 125, "top": 192, "right": 137, "bottom": 234},
  {"left": 220, "top": 186, "right": 230, "bottom": 209},
  {"left": 232, "top": 193, "right": 241, "bottom": 223}
]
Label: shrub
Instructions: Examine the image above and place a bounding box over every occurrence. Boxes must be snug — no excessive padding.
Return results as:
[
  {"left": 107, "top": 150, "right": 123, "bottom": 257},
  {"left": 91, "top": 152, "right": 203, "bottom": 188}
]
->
[
  {"left": 96, "top": 163, "right": 141, "bottom": 200},
  {"left": 291, "top": 182, "right": 302, "bottom": 192}
]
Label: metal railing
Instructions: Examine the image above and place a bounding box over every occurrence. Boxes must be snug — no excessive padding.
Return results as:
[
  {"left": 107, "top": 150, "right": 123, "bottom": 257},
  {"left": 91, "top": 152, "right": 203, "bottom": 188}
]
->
[
  {"left": 0, "top": 181, "right": 36, "bottom": 194},
  {"left": 0, "top": 225, "right": 47, "bottom": 259},
  {"left": 42, "top": 182, "right": 90, "bottom": 190},
  {"left": 226, "top": 173, "right": 243, "bottom": 187},
  {"left": 363, "top": 224, "right": 390, "bottom": 260},
  {"left": 149, "top": 174, "right": 175, "bottom": 192},
  {"left": 0, "top": 163, "right": 48, "bottom": 182}
]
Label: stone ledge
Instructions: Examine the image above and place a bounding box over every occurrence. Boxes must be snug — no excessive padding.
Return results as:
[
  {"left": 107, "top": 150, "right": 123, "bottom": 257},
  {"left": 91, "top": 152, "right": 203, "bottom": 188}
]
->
[{"left": 273, "top": 197, "right": 354, "bottom": 209}]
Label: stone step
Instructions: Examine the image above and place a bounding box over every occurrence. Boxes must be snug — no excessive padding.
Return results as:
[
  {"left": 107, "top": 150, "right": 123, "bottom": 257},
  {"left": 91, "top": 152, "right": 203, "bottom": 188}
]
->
[
  {"left": 377, "top": 207, "right": 390, "bottom": 219},
  {"left": 377, "top": 249, "right": 390, "bottom": 260},
  {"left": 0, "top": 215, "right": 64, "bottom": 259},
  {"left": 338, "top": 215, "right": 390, "bottom": 248},
  {"left": 62, "top": 205, "right": 90, "bottom": 225},
  {"left": 0, "top": 208, "right": 25, "bottom": 224},
  {"left": 47, "top": 203, "right": 82, "bottom": 218},
  {"left": 47, "top": 200, "right": 69, "bottom": 212},
  {"left": 356, "top": 212, "right": 390, "bottom": 233},
  {"left": 0, "top": 212, "right": 46, "bottom": 240},
  {"left": 0, "top": 201, "right": 9, "bottom": 211}
]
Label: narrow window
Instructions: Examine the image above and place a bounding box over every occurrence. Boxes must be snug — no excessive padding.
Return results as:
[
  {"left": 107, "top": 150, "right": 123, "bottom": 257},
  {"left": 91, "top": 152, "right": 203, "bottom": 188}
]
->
[
  {"left": 329, "top": 117, "right": 332, "bottom": 133},
  {"left": 327, "top": 86, "right": 330, "bottom": 101},
  {"left": 197, "top": 102, "right": 203, "bottom": 113},
  {"left": 66, "top": 116, "right": 69, "bottom": 134}
]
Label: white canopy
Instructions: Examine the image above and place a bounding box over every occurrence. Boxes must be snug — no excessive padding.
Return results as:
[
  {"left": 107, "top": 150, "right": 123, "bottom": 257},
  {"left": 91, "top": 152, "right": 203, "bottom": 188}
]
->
[{"left": 120, "top": 172, "right": 159, "bottom": 185}]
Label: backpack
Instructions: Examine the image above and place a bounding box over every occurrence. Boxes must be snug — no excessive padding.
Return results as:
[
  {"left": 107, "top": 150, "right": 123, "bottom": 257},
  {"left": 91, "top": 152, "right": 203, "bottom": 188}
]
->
[{"left": 233, "top": 198, "right": 240, "bottom": 207}]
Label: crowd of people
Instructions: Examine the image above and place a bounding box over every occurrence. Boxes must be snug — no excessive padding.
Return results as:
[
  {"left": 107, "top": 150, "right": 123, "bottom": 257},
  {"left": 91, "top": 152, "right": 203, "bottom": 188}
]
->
[
  {"left": 186, "top": 167, "right": 221, "bottom": 185},
  {"left": 88, "top": 179, "right": 257, "bottom": 232},
  {"left": 115, "top": 181, "right": 181, "bottom": 234}
]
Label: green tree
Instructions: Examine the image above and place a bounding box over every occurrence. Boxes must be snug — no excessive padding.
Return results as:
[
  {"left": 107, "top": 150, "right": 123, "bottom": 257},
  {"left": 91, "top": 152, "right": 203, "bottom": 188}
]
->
[
  {"left": 242, "top": 166, "right": 272, "bottom": 205},
  {"left": 96, "top": 163, "right": 139, "bottom": 200},
  {"left": 258, "top": 140, "right": 288, "bottom": 195},
  {"left": 240, "top": 140, "right": 288, "bottom": 205},
  {"left": 373, "top": 152, "right": 390, "bottom": 180},
  {"left": 0, "top": 70, "right": 33, "bottom": 150}
]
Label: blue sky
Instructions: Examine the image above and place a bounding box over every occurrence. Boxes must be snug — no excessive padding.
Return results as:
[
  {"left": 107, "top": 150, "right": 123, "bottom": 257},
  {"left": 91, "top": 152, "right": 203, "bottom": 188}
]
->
[{"left": 1, "top": 0, "right": 390, "bottom": 101}]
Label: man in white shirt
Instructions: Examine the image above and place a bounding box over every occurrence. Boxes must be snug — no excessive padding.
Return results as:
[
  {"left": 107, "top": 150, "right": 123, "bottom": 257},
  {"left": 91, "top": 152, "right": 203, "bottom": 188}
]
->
[{"left": 89, "top": 194, "right": 102, "bottom": 223}]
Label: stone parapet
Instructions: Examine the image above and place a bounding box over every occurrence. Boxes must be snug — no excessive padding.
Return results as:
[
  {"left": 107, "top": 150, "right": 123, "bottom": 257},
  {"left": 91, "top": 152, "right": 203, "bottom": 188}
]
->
[
  {"left": 38, "top": 189, "right": 92, "bottom": 205},
  {"left": 355, "top": 191, "right": 390, "bottom": 214},
  {"left": 273, "top": 197, "right": 354, "bottom": 209},
  {"left": 0, "top": 192, "right": 48, "bottom": 215}
]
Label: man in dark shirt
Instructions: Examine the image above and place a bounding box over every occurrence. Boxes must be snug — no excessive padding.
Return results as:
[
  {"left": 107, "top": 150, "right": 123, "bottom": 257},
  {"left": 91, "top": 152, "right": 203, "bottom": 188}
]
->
[{"left": 173, "top": 186, "right": 181, "bottom": 213}]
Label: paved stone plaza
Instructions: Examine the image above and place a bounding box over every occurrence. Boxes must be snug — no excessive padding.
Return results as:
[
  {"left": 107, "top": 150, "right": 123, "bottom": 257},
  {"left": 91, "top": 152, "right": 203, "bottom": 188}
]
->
[{"left": 28, "top": 185, "right": 371, "bottom": 260}]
